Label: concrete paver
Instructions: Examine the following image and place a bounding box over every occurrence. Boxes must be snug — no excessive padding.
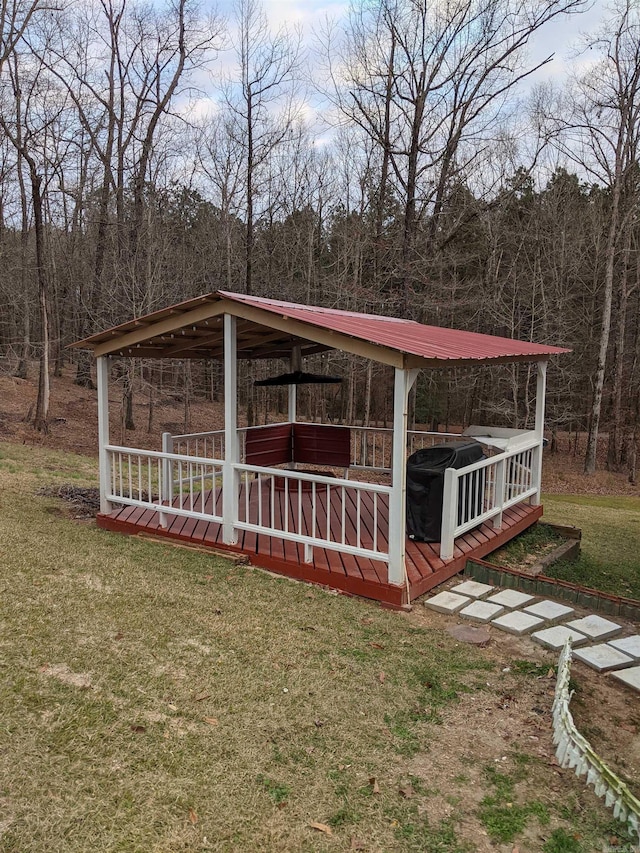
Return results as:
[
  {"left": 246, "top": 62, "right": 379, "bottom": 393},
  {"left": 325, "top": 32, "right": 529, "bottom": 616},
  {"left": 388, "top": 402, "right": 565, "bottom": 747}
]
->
[
  {"left": 459, "top": 600, "right": 504, "bottom": 623},
  {"left": 491, "top": 610, "right": 545, "bottom": 636},
  {"left": 611, "top": 666, "right": 640, "bottom": 694},
  {"left": 486, "top": 590, "right": 535, "bottom": 609},
  {"left": 565, "top": 615, "right": 622, "bottom": 641},
  {"left": 608, "top": 635, "right": 640, "bottom": 660},
  {"left": 573, "top": 643, "right": 634, "bottom": 673},
  {"left": 532, "top": 625, "right": 588, "bottom": 651},
  {"left": 450, "top": 580, "right": 495, "bottom": 599},
  {"left": 424, "top": 591, "right": 471, "bottom": 614},
  {"left": 523, "top": 600, "right": 575, "bottom": 623}
]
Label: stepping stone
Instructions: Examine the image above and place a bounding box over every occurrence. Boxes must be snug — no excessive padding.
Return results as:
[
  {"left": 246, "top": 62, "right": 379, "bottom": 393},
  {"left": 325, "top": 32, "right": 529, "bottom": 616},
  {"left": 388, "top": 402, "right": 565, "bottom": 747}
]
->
[
  {"left": 425, "top": 591, "right": 471, "bottom": 614},
  {"left": 609, "top": 635, "right": 640, "bottom": 660},
  {"left": 491, "top": 610, "right": 545, "bottom": 636},
  {"left": 565, "top": 614, "right": 622, "bottom": 641},
  {"left": 523, "top": 600, "right": 575, "bottom": 623},
  {"left": 531, "top": 625, "right": 588, "bottom": 651},
  {"left": 573, "top": 643, "right": 634, "bottom": 673},
  {"left": 486, "top": 589, "right": 535, "bottom": 609},
  {"left": 459, "top": 600, "right": 504, "bottom": 623},
  {"left": 612, "top": 666, "right": 640, "bottom": 694},
  {"left": 447, "top": 625, "right": 491, "bottom": 646},
  {"left": 450, "top": 580, "right": 494, "bottom": 599}
]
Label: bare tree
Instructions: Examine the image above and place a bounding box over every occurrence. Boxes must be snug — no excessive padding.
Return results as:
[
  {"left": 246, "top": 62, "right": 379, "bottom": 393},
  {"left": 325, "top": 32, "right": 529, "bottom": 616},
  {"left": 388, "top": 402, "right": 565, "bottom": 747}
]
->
[
  {"left": 322, "top": 0, "right": 588, "bottom": 316},
  {"left": 554, "top": 0, "right": 640, "bottom": 473},
  {"left": 224, "top": 0, "right": 301, "bottom": 295},
  {"left": 0, "top": 45, "right": 70, "bottom": 429}
]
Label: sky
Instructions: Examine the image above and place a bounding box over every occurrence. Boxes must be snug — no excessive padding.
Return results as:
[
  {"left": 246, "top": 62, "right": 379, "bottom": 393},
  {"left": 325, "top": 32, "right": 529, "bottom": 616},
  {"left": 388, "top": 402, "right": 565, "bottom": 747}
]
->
[
  {"left": 254, "top": 0, "right": 611, "bottom": 80},
  {"left": 185, "top": 0, "right": 612, "bottom": 141}
]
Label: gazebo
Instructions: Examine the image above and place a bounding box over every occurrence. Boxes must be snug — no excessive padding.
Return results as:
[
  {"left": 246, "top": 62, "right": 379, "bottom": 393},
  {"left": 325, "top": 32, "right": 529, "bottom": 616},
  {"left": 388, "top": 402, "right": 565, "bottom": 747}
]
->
[{"left": 71, "top": 291, "right": 568, "bottom": 607}]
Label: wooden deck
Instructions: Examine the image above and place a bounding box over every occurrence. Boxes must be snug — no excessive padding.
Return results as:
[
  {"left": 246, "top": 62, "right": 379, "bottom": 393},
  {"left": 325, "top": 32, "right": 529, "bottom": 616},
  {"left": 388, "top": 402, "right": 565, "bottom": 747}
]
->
[{"left": 98, "top": 481, "right": 543, "bottom": 607}]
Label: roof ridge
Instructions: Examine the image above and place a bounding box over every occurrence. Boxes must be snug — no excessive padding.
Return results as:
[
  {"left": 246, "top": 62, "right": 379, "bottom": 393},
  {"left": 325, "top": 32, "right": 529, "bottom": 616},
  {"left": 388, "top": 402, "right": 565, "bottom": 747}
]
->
[{"left": 218, "top": 291, "right": 412, "bottom": 323}]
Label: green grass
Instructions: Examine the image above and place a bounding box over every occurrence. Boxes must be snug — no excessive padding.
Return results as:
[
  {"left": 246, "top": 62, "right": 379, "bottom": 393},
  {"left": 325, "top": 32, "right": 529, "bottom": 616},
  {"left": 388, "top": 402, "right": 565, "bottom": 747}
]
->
[
  {"left": 478, "top": 764, "right": 549, "bottom": 843},
  {"left": 490, "top": 522, "right": 564, "bottom": 568},
  {"left": 541, "top": 493, "right": 640, "bottom": 599},
  {"left": 0, "top": 440, "right": 633, "bottom": 852}
]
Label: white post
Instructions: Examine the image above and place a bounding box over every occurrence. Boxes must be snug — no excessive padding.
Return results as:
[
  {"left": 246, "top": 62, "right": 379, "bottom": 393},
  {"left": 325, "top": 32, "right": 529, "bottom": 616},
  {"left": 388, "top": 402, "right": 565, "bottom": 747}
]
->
[
  {"left": 388, "top": 367, "right": 418, "bottom": 587},
  {"left": 492, "top": 457, "right": 505, "bottom": 530},
  {"left": 97, "top": 356, "right": 112, "bottom": 515},
  {"left": 160, "top": 432, "right": 173, "bottom": 528},
  {"left": 288, "top": 384, "right": 297, "bottom": 425},
  {"left": 532, "top": 360, "right": 547, "bottom": 506},
  {"left": 223, "top": 314, "right": 239, "bottom": 544},
  {"left": 288, "top": 347, "right": 298, "bottom": 471},
  {"left": 440, "top": 468, "right": 458, "bottom": 560}
]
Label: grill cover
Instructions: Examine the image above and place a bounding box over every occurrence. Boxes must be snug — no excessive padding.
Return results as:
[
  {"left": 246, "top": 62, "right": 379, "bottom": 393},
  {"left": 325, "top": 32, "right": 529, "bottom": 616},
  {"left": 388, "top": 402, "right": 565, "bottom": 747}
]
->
[{"left": 406, "top": 441, "right": 486, "bottom": 543}]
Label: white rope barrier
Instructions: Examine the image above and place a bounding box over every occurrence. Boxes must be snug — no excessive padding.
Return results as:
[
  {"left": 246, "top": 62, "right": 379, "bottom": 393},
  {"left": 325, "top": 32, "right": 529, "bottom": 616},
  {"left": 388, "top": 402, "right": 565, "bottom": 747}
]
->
[{"left": 553, "top": 639, "right": 640, "bottom": 839}]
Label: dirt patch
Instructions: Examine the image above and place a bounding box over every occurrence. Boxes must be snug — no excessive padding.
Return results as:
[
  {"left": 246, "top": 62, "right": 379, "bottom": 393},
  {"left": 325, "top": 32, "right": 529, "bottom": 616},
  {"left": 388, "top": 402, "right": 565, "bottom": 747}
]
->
[
  {"left": 407, "top": 598, "right": 640, "bottom": 851},
  {"left": 37, "top": 484, "right": 101, "bottom": 518},
  {"left": 40, "top": 663, "right": 92, "bottom": 690}
]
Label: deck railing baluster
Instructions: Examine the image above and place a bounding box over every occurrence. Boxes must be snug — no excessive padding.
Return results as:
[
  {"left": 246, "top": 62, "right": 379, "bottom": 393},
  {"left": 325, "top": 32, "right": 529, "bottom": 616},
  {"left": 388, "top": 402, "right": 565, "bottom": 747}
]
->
[
  {"left": 326, "top": 484, "right": 330, "bottom": 542},
  {"left": 284, "top": 478, "right": 289, "bottom": 533},
  {"left": 270, "top": 476, "right": 275, "bottom": 529}
]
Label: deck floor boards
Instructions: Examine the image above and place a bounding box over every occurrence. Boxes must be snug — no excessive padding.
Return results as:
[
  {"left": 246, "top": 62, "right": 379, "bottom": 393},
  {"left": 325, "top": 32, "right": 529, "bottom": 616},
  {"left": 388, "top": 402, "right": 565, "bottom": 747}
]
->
[{"left": 98, "top": 481, "right": 543, "bottom": 607}]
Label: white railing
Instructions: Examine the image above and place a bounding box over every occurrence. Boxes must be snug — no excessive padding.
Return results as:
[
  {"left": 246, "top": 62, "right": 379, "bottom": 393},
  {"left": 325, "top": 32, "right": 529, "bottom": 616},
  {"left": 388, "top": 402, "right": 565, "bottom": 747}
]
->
[
  {"left": 170, "top": 428, "right": 226, "bottom": 460},
  {"left": 234, "top": 463, "right": 391, "bottom": 564},
  {"left": 106, "top": 445, "right": 224, "bottom": 527},
  {"left": 553, "top": 640, "right": 640, "bottom": 839},
  {"left": 116, "top": 426, "right": 541, "bottom": 566},
  {"left": 104, "top": 444, "right": 391, "bottom": 566},
  {"left": 440, "top": 441, "right": 539, "bottom": 559},
  {"left": 169, "top": 424, "right": 468, "bottom": 474}
]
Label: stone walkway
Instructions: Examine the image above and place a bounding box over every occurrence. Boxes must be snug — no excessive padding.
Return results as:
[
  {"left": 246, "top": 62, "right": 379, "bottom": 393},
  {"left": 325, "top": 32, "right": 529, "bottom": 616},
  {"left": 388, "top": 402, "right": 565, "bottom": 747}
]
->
[{"left": 425, "top": 579, "right": 640, "bottom": 693}]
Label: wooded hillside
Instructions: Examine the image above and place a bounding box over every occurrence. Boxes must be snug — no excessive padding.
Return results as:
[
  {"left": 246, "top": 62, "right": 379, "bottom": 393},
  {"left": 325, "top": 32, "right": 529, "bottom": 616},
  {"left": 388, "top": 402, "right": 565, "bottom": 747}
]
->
[{"left": 1, "top": 0, "right": 639, "bottom": 477}]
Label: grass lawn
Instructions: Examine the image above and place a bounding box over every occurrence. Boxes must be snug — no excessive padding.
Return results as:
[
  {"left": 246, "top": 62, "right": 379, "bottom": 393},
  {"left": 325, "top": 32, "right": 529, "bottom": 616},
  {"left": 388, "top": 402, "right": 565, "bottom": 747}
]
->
[
  {"left": 541, "top": 494, "right": 640, "bottom": 600},
  {"left": 0, "top": 442, "right": 635, "bottom": 852}
]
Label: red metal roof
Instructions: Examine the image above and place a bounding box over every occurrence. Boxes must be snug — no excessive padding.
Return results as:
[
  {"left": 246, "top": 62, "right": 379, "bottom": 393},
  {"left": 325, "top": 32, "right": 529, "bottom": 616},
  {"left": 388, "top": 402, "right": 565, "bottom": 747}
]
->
[
  {"left": 219, "top": 291, "right": 569, "bottom": 363},
  {"left": 70, "top": 290, "right": 569, "bottom": 365}
]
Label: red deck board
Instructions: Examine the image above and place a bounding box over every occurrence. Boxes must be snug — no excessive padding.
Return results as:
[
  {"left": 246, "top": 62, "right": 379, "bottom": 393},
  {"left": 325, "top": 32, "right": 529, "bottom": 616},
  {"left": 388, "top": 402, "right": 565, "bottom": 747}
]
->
[
  {"left": 97, "top": 483, "right": 543, "bottom": 607},
  {"left": 344, "top": 490, "right": 387, "bottom": 585}
]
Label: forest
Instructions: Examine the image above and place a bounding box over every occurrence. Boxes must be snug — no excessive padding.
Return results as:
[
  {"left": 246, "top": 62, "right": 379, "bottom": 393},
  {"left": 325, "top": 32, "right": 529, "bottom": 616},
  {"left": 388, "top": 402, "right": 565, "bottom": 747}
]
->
[{"left": 1, "top": 0, "right": 639, "bottom": 477}]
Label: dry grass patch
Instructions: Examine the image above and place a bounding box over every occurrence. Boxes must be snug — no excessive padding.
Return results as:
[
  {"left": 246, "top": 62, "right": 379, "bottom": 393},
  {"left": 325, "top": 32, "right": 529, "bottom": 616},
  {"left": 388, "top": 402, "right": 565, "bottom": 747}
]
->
[{"left": 0, "top": 442, "right": 635, "bottom": 852}]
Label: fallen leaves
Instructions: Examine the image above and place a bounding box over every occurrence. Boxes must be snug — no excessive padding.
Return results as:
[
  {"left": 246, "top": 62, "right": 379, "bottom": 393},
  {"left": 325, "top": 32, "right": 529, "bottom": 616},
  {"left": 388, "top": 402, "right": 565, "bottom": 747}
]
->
[
  {"left": 368, "top": 777, "right": 380, "bottom": 795},
  {"left": 188, "top": 808, "right": 198, "bottom": 825},
  {"left": 309, "top": 821, "right": 332, "bottom": 836},
  {"left": 398, "top": 784, "right": 414, "bottom": 799},
  {"left": 203, "top": 717, "right": 219, "bottom": 726},
  {"left": 378, "top": 672, "right": 385, "bottom": 684}
]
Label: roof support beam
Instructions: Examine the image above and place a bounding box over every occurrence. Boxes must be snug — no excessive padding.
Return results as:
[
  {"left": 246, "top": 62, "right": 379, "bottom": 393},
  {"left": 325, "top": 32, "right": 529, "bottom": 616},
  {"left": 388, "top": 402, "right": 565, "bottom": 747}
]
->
[
  {"left": 97, "top": 356, "right": 112, "bottom": 514},
  {"left": 223, "top": 314, "right": 239, "bottom": 545},
  {"left": 94, "top": 302, "right": 227, "bottom": 357},
  {"left": 387, "top": 367, "right": 419, "bottom": 589},
  {"left": 531, "top": 360, "right": 547, "bottom": 507},
  {"left": 225, "top": 302, "right": 404, "bottom": 368}
]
